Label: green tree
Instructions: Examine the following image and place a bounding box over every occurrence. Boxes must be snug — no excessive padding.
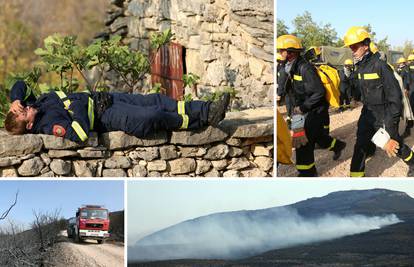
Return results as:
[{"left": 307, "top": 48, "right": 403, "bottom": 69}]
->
[
  {"left": 363, "top": 24, "right": 391, "bottom": 52},
  {"left": 291, "top": 11, "right": 340, "bottom": 48},
  {"left": 277, "top": 19, "right": 289, "bottom": 37}
]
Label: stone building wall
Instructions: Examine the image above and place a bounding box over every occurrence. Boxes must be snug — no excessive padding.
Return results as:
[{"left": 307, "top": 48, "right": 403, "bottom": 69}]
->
[
  {"left": 105, "top": 0, "right": 274, "bottom": 109},
  {"left": 0, "top": 108, "right": 273, "bottom": 177}
]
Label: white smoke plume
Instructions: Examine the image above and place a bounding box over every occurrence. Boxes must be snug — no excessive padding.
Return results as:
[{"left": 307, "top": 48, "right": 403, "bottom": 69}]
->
[{"left": 130, "top": 207, "right": 402, "bottom": 262}]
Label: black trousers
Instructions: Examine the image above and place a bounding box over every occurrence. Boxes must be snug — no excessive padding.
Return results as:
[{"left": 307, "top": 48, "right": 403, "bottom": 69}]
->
[
  {"left": 340, "top": 84, "right": 351, "bottom": 106},
  {"left": 350, "top": 107, "right": 414, "bottom": 177},
  {"left": 98, "top": 93, "right": 210, "bottom": 138},
  {"left": 296, "top": 108, "right": 339, "bottom": 176}
]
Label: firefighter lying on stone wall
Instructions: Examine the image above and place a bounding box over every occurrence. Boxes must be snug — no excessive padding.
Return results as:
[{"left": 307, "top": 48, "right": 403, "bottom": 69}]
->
[{"left": 4, "top": 80, "right": 230, "bottom": 142}]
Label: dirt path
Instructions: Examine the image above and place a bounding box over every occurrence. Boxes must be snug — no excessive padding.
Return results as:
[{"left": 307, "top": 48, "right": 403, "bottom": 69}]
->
[
  {"left": 51, "top": 231, "right": 124, "bottom": 267},
  {"left": 278, "top": 105, "right": 414, "bottom": 177}
]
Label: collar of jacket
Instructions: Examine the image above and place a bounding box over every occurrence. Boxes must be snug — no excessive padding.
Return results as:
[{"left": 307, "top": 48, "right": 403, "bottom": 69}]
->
[
  {"left": 29, "top": 108, "right": 43, "bottom": 134},
  {"left": 356, "top": 51, "right": 374, "bottom": 66},
  {"left": 289, "top": 56, "right": 306, "bottom": 75}
]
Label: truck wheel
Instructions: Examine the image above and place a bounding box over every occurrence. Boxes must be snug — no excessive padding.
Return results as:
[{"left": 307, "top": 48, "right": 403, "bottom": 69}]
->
[
  {"left": 97, "top": 239, "right": 104, "bottom": 244},
  {"left": 74, "top": 231, "right": 80, "bottom": 243}
]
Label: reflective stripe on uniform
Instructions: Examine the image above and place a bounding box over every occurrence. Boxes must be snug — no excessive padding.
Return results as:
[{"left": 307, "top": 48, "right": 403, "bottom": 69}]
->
[
  {"left": 324, "top": 125, "right": 330, "bottom": 129},
  {"left": 410, "top": 66, "right": 414, "bottom": 70},
  {"left": 177, "top": 101, "right": 186, "bottom": 115},
  {"left": 71, "top": 121, "right": 88, "bottom": 141},
  {"left": 350, "top": 171, "right": 364, "bottom": 177},
  {"left": 404, "top": 151, "right": 413, "bottom": 162},
  {"left": 329, "top": 138, "right": 337, "bottom": 150},
  {"left": 180, "top": 114, "right": 189, "bottom": 129},
  {"left": 88, "top": 97, "right": 94, "bottom": 130},
  {"left": 296, "top": 162, "right": 315, "bottom": 170},
  {"left": 293, "top": 75, "right": 302, "bottom": 81},
  {"left": 358, "top": 73, "right": 361, "bottom": 79},
  {"left": 54, "top": 90, "right": 94, "bottom": 140},
  {"left": 363, "top": 73, "right": 380, "bottom": 80},
  {"left": 55, "top": 91, "right": 71, "bottom": 110}
]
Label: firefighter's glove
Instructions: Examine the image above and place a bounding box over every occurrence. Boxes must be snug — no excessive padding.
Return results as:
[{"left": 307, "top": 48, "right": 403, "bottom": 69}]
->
[
  {"left": 383, "top": 139, "right": 400, "bottom": 158},
  {"left": 291, "top": 114, "right": 308, "bottom": 148}
]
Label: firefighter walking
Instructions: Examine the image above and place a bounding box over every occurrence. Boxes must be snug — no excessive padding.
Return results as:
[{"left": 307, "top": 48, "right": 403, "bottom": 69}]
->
[
  {"left": 276, "top": 34, "right": 346, "bottom": 177},
  {"left": 343, "top": 26, "right": 414, "bottom": 177}
]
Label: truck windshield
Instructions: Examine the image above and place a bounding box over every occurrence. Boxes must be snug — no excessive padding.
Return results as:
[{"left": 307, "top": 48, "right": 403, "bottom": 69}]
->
[{"left": 80, "top": 209, "right": 108, "bottom": 219}]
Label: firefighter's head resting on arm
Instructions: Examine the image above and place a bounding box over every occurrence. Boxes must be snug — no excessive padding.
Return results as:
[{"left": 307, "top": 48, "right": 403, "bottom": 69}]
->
[{"left": 5, "top": 106, "right": 37, "bottom": 135}]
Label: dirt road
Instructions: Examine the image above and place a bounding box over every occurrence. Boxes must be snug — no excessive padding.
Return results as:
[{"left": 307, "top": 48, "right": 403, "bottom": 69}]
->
[
  {"left": 51, "top": 231, "right": 124, "bottom": 267},
  {"left": 278, "top": 105, "right": 414, "bottom": 177}
]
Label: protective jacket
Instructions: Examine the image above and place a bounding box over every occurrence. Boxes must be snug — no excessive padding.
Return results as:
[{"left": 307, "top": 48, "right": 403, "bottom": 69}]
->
[
  {"left": 288, "top": 56, "right": 329, "bottom": 113},
  {"left": 355, "top": 52, "right": 402, "bottom": 136},
  {"left": 10, "top": 81, "right": 93, "bottom": 142}
]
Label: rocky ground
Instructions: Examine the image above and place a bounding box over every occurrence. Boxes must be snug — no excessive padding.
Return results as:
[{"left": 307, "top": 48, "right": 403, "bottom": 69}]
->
[
  {"left": 278, "top": 104, "right": 414, "bottom": 177},
  {"left": 50, "top": 231, "right": 124, "bottom": 267}
]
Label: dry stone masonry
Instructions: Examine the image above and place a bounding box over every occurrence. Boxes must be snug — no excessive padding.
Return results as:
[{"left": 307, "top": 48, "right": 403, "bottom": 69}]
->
[
  {"left": 104, "top": 0, "right": 274, "bottom": 109},
  {"left": 0, "top": 108, "right": 273, "bottom": 177}
]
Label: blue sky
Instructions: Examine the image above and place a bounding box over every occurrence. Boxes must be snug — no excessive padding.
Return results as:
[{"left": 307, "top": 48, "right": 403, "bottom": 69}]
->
[
  {"left": 277, "top": 0, "right": 414, "bottom": 47},
  {"left": 0, "top": 180, "right": 124, "bottom": 228},
  {"left": 127, "top": 179, "right": 414, "bottom": 244}
]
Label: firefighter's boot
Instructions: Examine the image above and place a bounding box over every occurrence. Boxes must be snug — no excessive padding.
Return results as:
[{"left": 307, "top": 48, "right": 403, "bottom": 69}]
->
[{"left": 208, "top": 93, "right": 230, "bottom": 126}]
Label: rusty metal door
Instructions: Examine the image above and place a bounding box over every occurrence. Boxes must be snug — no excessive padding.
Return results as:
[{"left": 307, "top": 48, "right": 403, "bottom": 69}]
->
[{"left": 151, "top": 43, "right": 184, "bottom": 100}]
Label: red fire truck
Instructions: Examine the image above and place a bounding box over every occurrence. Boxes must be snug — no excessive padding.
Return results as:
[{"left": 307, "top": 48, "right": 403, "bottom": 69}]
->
[{"left": 67, "top": 205, "right": 110, "bottom": 244}]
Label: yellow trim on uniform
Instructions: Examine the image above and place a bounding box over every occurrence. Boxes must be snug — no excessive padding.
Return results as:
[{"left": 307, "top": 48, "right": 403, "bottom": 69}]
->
[
  {"left": 358, "top": 73, "right": 361, "bottom": 79},
  {"left": 55, "top": 91, "right": 71, "bottom": 110},
  {"left": 350, "top": 171, "right": 364, "bottom": 177},
  {"left": 71, "top": 121, "right": 88, "bottom": 141},
  {"left": 180, "top": 114, "right": 189, "bottom": 129},
  {"left": 293, "top": 75, "right": 303, "bottom": 81},
  {"left": 88, "top": 97, "right": 94, "bottom": 130},
  {"left": 404, "top": 151, "right": 413, "bottom": 162},
  {"left": 410, "top": 66, "right": 414, "bottom": 70},
  {"left": 324, "top": 125, "right": 330, "bottom": 129},
  {"left": 363, "top": 73, "right": 380, "bottom": 80},
  {"left": 296, "top": 162, "right": 315, "bottom": 170},
  {"left": 329, "top": 138, "right": 337, "bottom": 150},
  {"left": 177, "top": 101, "right": 186, "bottom": 115}
]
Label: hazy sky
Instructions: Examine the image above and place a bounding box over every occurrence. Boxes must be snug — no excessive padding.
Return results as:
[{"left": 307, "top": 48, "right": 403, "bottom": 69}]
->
[
  {"left": 0, "top": 180, "right": 124, "bottom": 228},
  {"left": 127, "top": 179, "right": 414, "bottom": 244},
  {"left": 277, "top": 0, "right": 414, "bottom": 47}
]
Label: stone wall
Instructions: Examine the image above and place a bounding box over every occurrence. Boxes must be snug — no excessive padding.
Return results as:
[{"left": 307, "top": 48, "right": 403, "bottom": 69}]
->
[
  {"left": 0, "top": 108, "right": 273, "bottom": 177},
  {"left": 104, "top": 0, "right": 274, "bottom": 109}
]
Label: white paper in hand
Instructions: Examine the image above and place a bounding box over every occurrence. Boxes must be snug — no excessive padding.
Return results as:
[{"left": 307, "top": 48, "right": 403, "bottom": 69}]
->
[
  {"left": 371, "top": 127, "right": 390, "bottom": 148},
  {"left": 291, "top": 114, "right": 305, "bottom": 130}
]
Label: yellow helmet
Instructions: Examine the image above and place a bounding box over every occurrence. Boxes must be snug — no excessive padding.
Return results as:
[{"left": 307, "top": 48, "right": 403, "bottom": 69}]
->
[
  {"left": 397, "top": 57, "right": 407, "bottom": 64},
  {"left": 408, "top": 54, "right": 414, "bottom": 61},
  {"left": 343, "top": 26, "right": 371, "bottom": 47},
  {"left": 308, "top": 46, "right": 321, "bottom": 56},
  {"left": 369, "top": 42, "right": 379, "bottom": 54},
  {"left": 344, "top": 59, "right": 353, "bottom": 65},
  {"left": 276, "top": 34, "right": 303, "bottom": 50}
]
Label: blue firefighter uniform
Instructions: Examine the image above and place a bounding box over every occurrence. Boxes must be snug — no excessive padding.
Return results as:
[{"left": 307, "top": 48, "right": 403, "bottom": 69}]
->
[{"left": 10, "top": 81, "right": 211, "bottom": 142}]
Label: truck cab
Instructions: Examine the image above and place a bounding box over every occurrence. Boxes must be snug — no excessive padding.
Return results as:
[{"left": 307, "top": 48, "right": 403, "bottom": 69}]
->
[{"left": 73, "top": 205, "right": 110, "bottom": 244}]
